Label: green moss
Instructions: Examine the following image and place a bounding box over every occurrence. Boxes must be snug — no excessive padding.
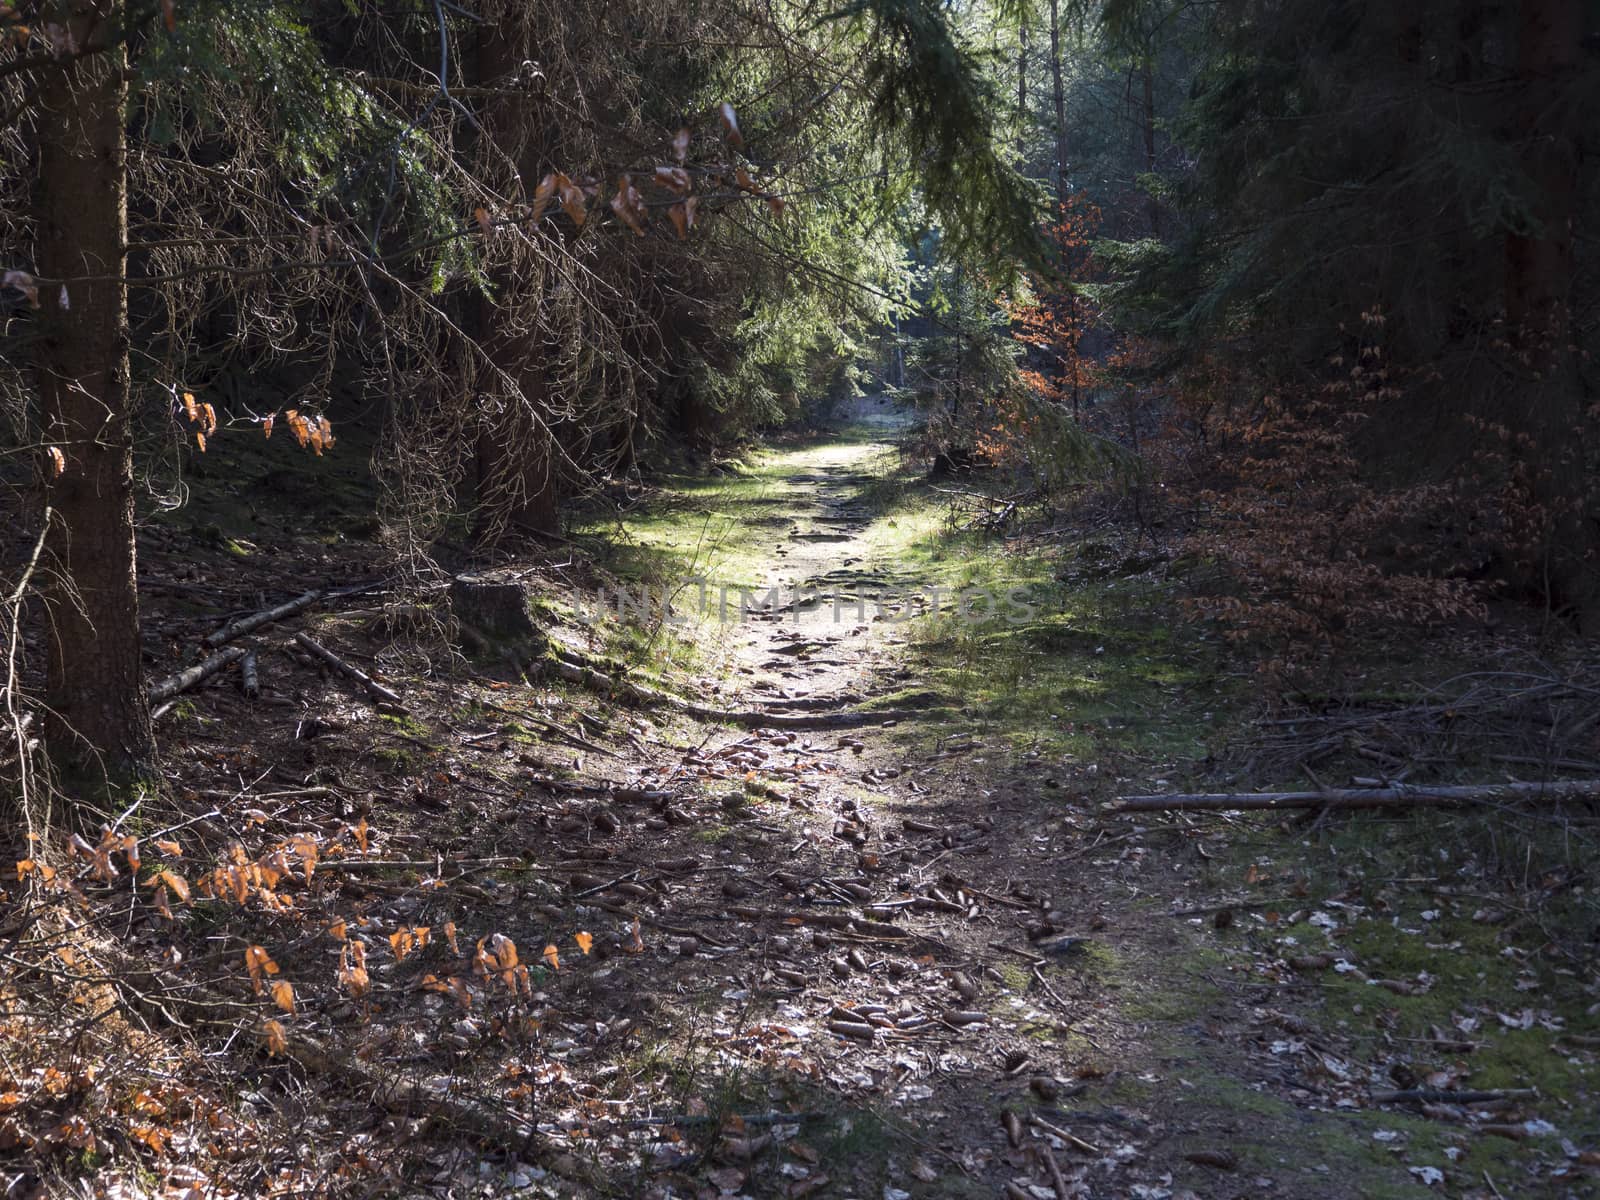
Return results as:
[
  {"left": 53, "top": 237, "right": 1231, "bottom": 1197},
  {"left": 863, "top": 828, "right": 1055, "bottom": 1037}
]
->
[
  {"left": 380, "top": 712, "right": 431, "bottom": 739},
  {"left": 997, "top": 963, "right": 1032, "bottom": 992},
  {"left": 370, "top": 746, "right": 414, "bottom": 773}
]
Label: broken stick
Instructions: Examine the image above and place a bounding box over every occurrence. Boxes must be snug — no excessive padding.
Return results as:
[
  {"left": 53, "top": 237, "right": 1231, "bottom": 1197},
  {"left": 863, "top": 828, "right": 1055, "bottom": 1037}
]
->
[
  {"left": 204, "top": 589, "right": 323, "bottom": 648},
  {"left": 292, "top": 632, "right": 404, "bottom": 707},
  {"left": 148, "top": 645, "right": 248, "bottom": 704}
]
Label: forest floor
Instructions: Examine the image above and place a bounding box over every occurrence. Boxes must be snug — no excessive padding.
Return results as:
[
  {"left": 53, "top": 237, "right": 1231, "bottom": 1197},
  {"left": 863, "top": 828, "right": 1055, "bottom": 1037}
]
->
[{"left": 5, "top": 412, "right": 1599, "bottom": 1200}]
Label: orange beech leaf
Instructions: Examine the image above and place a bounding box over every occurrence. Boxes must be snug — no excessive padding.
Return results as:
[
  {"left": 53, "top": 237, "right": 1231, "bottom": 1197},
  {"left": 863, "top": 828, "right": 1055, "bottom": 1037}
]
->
[
  {"left": 244, "top": 945, "right": 278, "bottom": 995},
  {"left": 130, "top": 1125, "right": 168, "bottom": 1154},
  {"left": 201, "top": 402, "right": 217, "bottom": 435},
  {"left": 610, "top": 175, "right": 646, "bottom": 235},
  {"left": 262, "top": 412, "right": 275, "bottom": 439},
  {"left": 575, "top": 931, "right": 594, "bottom": 955},
  {"left": 270, "top": 980, "right": 295, "bottom": 1013},
  {"left": 531, "top": 172, "right": 558, "bottom": 225},
  {"left": 262, "top": 1019, "right": 288, "bottom": 1056},
  {"left": 735, "top": 166, "right": 755, "bottom": 192},
  {"left": 490, "top": 933, "right": 518, "bottom": 970},
  {"left": 667, "top": 204, "right": 688, "bottom": 240},
  {"left": 245, "top": 945, "right": 278, "bottom": 976},
  {"left": 767, "top": 194, "right": 784, "bottom": 217},
  {"left": 352, "top": 816, "right": 369, "bottom": 854},
  {"left": 339, "top": 941, "right": 369, "bottom": 996},
  {"left": 290, "top": 835, "right": 318, "bottom": 881},
  {"left": 542, "top": 943, "right": 559, "bottom": 971},
  {"left": 153, "top": 838, "right": 182, "bottom": 856},
  {"left": 556, "top": 174, "right": 587, "bottom": 225},
  {"left": 627, "top": 915, "right": 644, "bottom": 953},
  {"left": 195, "top": 432, "right": 207, "bottom": 453},
  {"left": 47, "top": 446, "right": 65, "bottom": 477},
  {"left": 149, "top": 870, "right": 190, "bottom": 902},
  {"left": 449, "top": 975, "right": 471, "bottom": 1010},
  {"left": 474, "top": 205, "right": 493, "bottom": 236},
  {"left": 719, "top": 102, "right": 742, "bottom": 146},
  {"left": 131, "top": 1092, "right": 165, "bottom": 1116},
  {"left": 316, "top": 415, "right": 335, "bottom": 448},
  {"left": 327, "top": 917, "right": 347, "bottom": 941},
  {"left": 443, "top": 921, "right": 460, "bottom": 956},
  {"left": 653, "top": 165, "right": 691, "bottom": 194},
  {"left": 182, "top": 391, "right": 197, "bottom": 421}
]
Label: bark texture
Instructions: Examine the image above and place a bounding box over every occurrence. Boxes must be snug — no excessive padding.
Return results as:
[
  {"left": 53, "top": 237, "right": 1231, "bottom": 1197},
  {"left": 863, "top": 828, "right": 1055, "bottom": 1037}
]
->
[
  {"left": 1503, "top": 0, "right": 1593, "bottom": 624},
  {"left": 473, "top": 10, "right": 560, "bottom": 542},
  {"left": 33, "top": 17, "right": 153, "bottom": 779}
]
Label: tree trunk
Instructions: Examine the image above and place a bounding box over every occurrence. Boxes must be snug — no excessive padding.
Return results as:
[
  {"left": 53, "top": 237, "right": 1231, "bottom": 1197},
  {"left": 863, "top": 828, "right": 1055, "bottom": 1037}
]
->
[
  {"left": 474, "top": 354, "right": 560, "bottom": 540},
  {"left": 1048, "top": 0, "right": 1068, "bottom": 210},
  {"left": 1016, "top": 23, "right": 1028, "bottom": 161},
  {"left": 1047, "top": 0, "right": 1080, "bottom": 417},
  {"left": 1141, "top": 57, "right": 1160, "bottom": 236},
  {"left": 473, "top": 9, "right": 560, "bottom": 543},
  {"left": 33, "top": 16, "right": 153, "bottom": 783},
  {"left": 1503, "top": 0, "right": 1593, "bottom": 624}
]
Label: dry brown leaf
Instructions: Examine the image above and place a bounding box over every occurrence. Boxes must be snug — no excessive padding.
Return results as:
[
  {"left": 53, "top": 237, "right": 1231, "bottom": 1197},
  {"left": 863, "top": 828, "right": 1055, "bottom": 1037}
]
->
[
  {"left": 653, "top": 165, "right": 691, "bottom": 193},
  {"left": 270, "top": 979, "right": 295, "bottom": 1013},
  {"left": 610, "top": 175, "right": 647, "bottom": 235},
  {"left": 262, "top": 1019, "right": 287, "bottom": 1056},
  {"left": 719, "top": 101, "right": 743, "bottom": 146}
]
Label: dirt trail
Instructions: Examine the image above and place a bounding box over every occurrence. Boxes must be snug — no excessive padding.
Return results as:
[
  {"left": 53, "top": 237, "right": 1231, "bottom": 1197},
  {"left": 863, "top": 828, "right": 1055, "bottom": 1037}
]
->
[
  {"left": 710, "top": 427, "right": 931, "bottom": 712},
  {"left": 565, "top": 425, "right": 1404, "bottom": 1200},
  {"left": 558, "top": 421, "right": 1596, "bottom": 1200}
]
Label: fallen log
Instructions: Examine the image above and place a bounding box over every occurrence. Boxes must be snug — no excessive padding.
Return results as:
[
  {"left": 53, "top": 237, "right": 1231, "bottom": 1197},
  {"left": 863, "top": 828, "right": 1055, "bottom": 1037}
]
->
[
  {"left": 148, "top": 645, "right": 248, "bottom": 704},
  {"left": 293, "top": 632, "right": 405, "bottom": 707},
  {"left": 239, "top": 649, "right": 260, "bottom": 699},
  {"left": 1371, "top": 1087, "right": 1538, "bottom": 1106},
  {"left": 204, "top": 589, "right": 324, "bottom": 648},
  {"left": 1117, "top": 780, "right": 1600, "bottom": 813}
]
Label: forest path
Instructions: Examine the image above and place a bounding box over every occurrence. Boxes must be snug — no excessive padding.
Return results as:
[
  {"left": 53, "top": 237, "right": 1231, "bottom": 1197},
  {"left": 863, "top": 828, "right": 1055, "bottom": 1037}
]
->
[{"left": 556, "top": 420, "right": 1416, "bottom": 1200}]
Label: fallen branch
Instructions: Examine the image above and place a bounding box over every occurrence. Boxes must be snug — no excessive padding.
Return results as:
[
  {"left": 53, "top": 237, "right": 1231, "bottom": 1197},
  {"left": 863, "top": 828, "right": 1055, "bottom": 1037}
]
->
[
  {"left": 1117, "top": 780, "right": 1600, "bottom": 813},
  {"left": 526, "top": 775, "right": 673, "bottom": 803},
  {"left": 293, "top": 632, "right": 405, "bottom": 707},
  {"left": 148, "top": 645, "right": 248, "bottom": 704},
  {"left": 1026, "top": 1113, "right": 1101, "bottom": 1155},
  {"left": 204, "top": 589, "right": 324, "bottom": 648},
  {"left": 1371, "top": 1087, "right": 1538, "bottom": 1105},
  {"left": 522, "top": 714, "right": 619, "bottom": 758},
  {"left": 239, "top": 649, "right": 260, "bottom": 699}
]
